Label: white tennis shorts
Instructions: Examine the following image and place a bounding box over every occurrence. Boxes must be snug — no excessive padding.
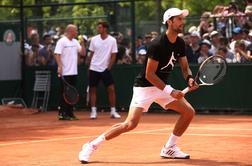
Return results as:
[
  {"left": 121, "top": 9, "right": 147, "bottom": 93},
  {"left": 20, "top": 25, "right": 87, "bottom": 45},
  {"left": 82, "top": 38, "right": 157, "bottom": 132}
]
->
[{"left": 129, "top": 86, "right": 176, "bottom": 112}]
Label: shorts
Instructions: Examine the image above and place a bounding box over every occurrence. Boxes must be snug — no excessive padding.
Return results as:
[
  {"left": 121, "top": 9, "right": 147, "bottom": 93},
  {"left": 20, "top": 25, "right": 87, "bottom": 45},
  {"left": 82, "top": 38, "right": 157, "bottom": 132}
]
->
[
  {"left": 89, "top": 69, "right": 114, "bottom": 87},
  {"left": 129, "top": 86, "right": 176, "bottom": 112}
]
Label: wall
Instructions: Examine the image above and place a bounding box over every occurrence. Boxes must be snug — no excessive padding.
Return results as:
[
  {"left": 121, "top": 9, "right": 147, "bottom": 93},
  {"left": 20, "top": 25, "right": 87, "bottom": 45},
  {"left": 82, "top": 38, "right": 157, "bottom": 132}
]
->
[{"left": 1, "top": 64, "right": 252, "bottom": 111}]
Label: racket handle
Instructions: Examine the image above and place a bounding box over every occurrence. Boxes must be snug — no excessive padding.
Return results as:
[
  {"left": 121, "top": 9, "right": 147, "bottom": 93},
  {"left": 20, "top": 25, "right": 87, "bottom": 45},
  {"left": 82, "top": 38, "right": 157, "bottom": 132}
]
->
[{"left": 182, "top": 87, "right": 190, "bottom": 94}]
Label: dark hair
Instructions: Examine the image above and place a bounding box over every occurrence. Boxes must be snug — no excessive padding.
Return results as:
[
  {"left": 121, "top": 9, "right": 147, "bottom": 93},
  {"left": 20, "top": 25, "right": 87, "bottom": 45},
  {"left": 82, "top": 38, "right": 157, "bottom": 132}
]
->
[
  {"left": 218, "top": 47, "right": 227, "bottom": 53},
  {"left": 97, "top": 21, "right": 109, "bottom": 29},
  {"left": 43, "top": 34, "right": 51, "bottom": 40},
  {"left": 165, "top": 16, "right": 175, "bottom": 29}
]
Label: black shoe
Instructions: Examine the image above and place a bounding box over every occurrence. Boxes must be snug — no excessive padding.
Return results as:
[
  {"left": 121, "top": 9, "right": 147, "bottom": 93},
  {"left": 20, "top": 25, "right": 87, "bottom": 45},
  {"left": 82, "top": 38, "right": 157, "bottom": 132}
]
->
[
  {"left": 69, "top": 115, "right": 79, "bottom": 120},
  {"left": 58, "top": 114, "right": 71, "bottom": 120},
  {"left": 67, "top": 112, "right": 79, "bottom": 120}
]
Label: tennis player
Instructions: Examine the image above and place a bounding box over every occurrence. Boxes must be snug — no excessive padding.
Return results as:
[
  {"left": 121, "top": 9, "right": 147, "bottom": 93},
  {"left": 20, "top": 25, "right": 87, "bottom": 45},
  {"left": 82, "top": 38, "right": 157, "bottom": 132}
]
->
[
  {"left": 54, "top": 24, "right": 86, "bottom": 120},
  {"left": 79, "top": 8, "right": 198, "bottom": 163}
]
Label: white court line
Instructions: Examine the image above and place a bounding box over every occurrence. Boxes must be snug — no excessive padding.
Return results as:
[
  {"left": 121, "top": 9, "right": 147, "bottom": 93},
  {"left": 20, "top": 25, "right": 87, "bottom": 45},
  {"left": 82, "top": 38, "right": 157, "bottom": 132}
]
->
[
  {"left": 0, "top": 127, "right": 251, "bottom": 146},
  {"left": 141, "top": 133, "right": 252, "bottom": 138}
]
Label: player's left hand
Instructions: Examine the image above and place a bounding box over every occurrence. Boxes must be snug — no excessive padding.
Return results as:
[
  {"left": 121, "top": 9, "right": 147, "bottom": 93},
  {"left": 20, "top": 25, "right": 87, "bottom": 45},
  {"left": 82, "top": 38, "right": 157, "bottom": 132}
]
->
[{"left": 188, "top": 78, "right": 199, "bottom": 92}]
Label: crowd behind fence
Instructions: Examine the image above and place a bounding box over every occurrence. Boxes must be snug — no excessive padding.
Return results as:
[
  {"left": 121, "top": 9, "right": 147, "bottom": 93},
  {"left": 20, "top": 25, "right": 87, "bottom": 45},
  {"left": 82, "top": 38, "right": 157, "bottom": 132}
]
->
[{"left": 22, "top": 2, "right": 252, "bottom": 67}]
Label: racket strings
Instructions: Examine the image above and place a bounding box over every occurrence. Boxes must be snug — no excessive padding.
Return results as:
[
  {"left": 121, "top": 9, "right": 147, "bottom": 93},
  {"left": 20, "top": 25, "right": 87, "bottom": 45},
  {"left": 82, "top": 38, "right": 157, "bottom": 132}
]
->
[
  {"left": 199, "top": 57, "right": 227, "bottom": 84},
  {"left": 64, "top": 86, "right": 79, "bottom": 104}
]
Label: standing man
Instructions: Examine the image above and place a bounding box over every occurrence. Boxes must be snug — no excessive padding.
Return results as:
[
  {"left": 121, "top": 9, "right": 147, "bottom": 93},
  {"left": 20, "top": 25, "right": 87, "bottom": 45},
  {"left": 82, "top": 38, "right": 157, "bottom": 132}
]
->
[
  {"left": 88, "top": 21, "right": 121, "bottom": 119},
  {"left": 54, "top": 24, "right": 86, "bottom": 120},
  {"left": 78, "top": 8, "right": 198, "bottom": 164}
]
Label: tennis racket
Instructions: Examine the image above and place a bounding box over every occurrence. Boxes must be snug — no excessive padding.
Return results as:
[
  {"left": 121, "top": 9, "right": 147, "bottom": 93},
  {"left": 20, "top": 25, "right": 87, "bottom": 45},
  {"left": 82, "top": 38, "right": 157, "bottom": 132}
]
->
[
  {"left": 182, "top": 55, "right": 227, "bottom": 94},
  {"left": 62, "top": 76, "right": 80, "bottom": 105}
]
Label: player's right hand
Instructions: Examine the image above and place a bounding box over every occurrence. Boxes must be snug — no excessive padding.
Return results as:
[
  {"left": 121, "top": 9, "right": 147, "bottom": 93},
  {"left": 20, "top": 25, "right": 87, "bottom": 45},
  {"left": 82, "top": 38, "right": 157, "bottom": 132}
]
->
[
  {"left": 170, "top": 89, "right": 184, "bottom": 100},
  {"left": 57, "top": 66, "right": 62, "bottom": 77}
]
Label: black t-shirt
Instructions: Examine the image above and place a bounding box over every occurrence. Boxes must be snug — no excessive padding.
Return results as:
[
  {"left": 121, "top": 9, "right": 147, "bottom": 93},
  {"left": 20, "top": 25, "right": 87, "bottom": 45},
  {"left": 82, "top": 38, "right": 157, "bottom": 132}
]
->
[{"left": 134, "top": 33, "right": 186, "bottom": 87}]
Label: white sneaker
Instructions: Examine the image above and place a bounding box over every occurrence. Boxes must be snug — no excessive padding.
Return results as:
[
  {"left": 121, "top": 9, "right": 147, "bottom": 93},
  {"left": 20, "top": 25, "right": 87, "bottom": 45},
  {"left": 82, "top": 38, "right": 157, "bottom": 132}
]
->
[
  {"left": 79, "top": 142, "right": 96, "bottom": 164},
  {"left": 160, "top": 144, "right": 190, "bottom": 159},
  {"left": 110, "top": 111, "right": 121, "bottom": 119},
  {"left": 90, "top": 110, "right": 97, "bottom": 119}
]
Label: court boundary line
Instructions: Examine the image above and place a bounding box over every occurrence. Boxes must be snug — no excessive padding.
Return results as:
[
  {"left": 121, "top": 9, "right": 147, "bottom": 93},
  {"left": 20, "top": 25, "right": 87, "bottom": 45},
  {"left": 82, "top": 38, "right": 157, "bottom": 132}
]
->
[{"left": 1, "top": 126, "right": 252, "bottom": 146}]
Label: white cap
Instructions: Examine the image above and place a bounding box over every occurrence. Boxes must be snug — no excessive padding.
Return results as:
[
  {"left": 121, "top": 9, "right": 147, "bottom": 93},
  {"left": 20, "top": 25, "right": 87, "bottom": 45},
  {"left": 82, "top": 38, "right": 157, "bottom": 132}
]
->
[
  {"left": 249, "top": 31, "right": 252, "bottom": 36},
  {"left": 191, "top": 31, "right": 201, "bottom": 38},
  {"left": 138, "top": 49, "right": 147, "bottom": 55},
  {"left": 82, "top": 35, "right": 88, "bottom": 41},
  {"left": 162, "top": 8, "right": 189, "bottom": 24},
  {"left": 210, "top": 31, "right": 219, "bottom": 38}
]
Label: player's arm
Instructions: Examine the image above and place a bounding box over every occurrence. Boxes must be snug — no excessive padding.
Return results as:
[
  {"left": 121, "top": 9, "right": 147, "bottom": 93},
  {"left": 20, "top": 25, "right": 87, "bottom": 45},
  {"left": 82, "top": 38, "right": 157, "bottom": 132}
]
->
[
  {"left": 145, "top": 58, "right": 165, "bottom": 90},
  {"left": 87, "top": 51, "right": 94, "bottom": 68},
  {"left": 54, "top": 53, "right": 63, "bottom": 77},
  {"left": 178, "top": 56, "right": 198, "bottom": 90},
  {"left": 79, "top": 40, "right": 86, "bottom": 57},
  {"left": 108, "top": 53, "right": 116, "bottom": 70},
  {"left": 145, "top": 58, "right": 184, "bottom": 99}
]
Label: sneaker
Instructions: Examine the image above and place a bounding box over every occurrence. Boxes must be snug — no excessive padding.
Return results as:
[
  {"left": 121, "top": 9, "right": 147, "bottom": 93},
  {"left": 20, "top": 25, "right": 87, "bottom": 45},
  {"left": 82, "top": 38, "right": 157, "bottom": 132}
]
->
[
  {"left": 79, "top": 142, "right": 96, "bottom": 164},
  {"left": 58, "top": 114, "right": 71, "bottom": 120},
  {"left": 69, "top": 115, "right": 79, "bottom": 120},
  {"left": 68, "top": 112, "right": 79, "bottom": 120},
  {"left": 160, "top": 144, "right": 190, "bottom": 159},
  {"left": 90, "top": 110, "right": 97, "bottom": 119},
  {"left": 110, "top": 111, "right": 121, "bottom": 119}
]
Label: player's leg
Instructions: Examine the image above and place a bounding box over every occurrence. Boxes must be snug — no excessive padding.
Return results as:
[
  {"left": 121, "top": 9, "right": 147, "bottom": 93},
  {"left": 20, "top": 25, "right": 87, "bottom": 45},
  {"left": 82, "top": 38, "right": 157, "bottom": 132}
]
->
[
  {"left": 104, "top": 106, "right": 143, "bottom": 139},
  {"left": 65, "top": 75, "right": 79, "bottom": 120},
  {"left": 166, "top": 98, "right": 195, "bottom": 136},
  {"left": 58, "top": 75, "right": 72, "bottom": 120},
  {"left": 78, "top": 106, "right": 144, "bottom": 164},
  {"left": 102, "top": 69, "right": 120, "bottom": 118},
  {"left": 89, "top": 70, "right": 101, "bottom": 119},
  {"left": 160, "top": 97, "right": 195, "bottom": 159}
]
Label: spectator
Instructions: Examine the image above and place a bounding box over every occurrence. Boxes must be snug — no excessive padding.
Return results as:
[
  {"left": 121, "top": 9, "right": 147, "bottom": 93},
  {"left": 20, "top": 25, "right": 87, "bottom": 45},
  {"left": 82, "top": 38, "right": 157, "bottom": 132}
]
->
[
  {"left": 190, "top": 31, "right": 201, "bottom": 59},
  {"left": 197, "top": 39, "right": 212, "bottom": 63},
  {"left": 216, "top": 47, "right": 233, "bottom": 63},
  {"left": 77, "top": 34, "right": 88, "bottom": 65},
  {"left": 209, "top": 30, "right": 221, "bottom": 55},
  {"left": 219, "top": 37, "right": 234, "bottom": 61},
  {"left": 246, "top": 31, "right": 252, "bottom": 58},
  {"left": 25, "top": 33, "right": 43, "bottom": 66},
  {"left": 230, "top": 27, "right": 243, "bottom": 53},
  {"left": 136, "top": 48, "right": 147, "bottom": 64},
  {"left": 197, "top": 12, "right": 214, "bottom": 36},
  {"left": 88, "top": 21, "right": 121, "bottom": 119},
  {"left": 38, "top": 34, "right": 55, "bottom": 65},
  {"left": 233, "top": 40, "right": 252, "bottom": 63},
  {"left": 151, "top": 31, "right": 159, "bottom": 40},
  {"left": 183, "top": 33, "right": 197, "bottom": 63},
  {"left": 54, "top": 24, "right": 86, "bottom": 120}
]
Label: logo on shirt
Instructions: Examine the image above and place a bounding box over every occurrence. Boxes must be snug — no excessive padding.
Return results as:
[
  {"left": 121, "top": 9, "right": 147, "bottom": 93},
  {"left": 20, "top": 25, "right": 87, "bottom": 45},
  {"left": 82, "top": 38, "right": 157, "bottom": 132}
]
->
[{"left": 160, "top": 52, "right": 176, "bottom": 71}]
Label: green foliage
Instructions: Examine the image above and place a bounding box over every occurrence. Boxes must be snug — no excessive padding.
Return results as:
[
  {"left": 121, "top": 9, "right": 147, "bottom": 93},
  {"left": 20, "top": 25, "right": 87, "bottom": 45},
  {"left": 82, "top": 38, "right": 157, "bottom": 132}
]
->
[{"left": 0, "top": 0, "right": 248, "bottom": 35}]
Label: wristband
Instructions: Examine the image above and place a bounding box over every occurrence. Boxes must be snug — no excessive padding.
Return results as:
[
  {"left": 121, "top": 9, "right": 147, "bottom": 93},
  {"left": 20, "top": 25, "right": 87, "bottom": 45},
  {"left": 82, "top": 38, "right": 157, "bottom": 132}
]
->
[
  {"left": 163, "top": 85, "right": 174, "bottom": 95},
  {"left": 186, "top": 75, "right": 193, "bottom": 83}
]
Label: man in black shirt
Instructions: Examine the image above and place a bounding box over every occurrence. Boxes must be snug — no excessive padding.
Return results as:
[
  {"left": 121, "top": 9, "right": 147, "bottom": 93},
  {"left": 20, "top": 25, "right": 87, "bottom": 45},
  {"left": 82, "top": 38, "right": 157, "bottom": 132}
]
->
[{"left": 78, "top": 8, "right": 198, "bottom": 164}]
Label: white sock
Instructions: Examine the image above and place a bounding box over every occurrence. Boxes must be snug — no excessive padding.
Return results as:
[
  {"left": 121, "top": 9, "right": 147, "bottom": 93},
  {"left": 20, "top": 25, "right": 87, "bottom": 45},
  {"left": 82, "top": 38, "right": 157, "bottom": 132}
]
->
[
  {"left": 110, "top": 107, "right": 116, "bottom": 113},
  {"left": 165, "top": 133, "right": 179, "bottom": 148},
  {"left": 90, "top": 134, "right": 105, "bottom": 147},
  {"left": 91, "top": 107, "right": 97, "bottom": 112}
]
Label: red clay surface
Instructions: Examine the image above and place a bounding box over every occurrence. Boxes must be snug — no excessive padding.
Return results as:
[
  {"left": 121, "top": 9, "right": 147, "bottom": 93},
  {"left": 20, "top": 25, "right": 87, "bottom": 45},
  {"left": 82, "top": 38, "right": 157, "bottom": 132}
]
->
[{"left": 0, "top": 106, "right": 252, "bottom": 166}]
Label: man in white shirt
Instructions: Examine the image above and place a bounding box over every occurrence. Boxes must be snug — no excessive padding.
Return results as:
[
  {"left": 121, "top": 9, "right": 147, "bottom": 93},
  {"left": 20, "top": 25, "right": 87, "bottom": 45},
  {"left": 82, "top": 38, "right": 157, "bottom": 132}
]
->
[
  {"left": 54, "top": 24, "right": 86, "bottom": 120},
  {"left": 88, "top": 21, "right": 121, "bottom": 119}
]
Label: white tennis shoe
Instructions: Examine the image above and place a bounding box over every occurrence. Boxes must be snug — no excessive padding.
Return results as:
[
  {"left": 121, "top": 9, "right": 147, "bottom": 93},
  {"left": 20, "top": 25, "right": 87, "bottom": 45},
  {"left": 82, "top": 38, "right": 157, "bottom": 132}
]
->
[
  {"left": 79, "top": 142, "right": 96, "bottom": 164},
  {"left": 160, "top": 144, "right": 190, "bottom": 159},
  {"left": 110, "top": 111, "right": 121, "bottom": 119},
  {"left": 90, "top": 110, "right": 97, "bottom": 119}
]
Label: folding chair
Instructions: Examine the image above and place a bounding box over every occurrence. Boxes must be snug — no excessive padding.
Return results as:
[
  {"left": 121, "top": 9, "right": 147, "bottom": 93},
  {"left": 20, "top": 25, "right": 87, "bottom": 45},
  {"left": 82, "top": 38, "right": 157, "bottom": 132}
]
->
[{"left": 31, "top": 71, "right": 51, "bottom": 111}]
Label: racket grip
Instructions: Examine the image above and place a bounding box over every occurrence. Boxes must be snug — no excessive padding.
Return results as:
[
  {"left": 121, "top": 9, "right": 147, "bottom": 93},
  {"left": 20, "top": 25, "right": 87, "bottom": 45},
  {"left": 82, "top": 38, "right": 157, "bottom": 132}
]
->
[{"left": 182, "top": 87, "right": 190, "bottom": 94}]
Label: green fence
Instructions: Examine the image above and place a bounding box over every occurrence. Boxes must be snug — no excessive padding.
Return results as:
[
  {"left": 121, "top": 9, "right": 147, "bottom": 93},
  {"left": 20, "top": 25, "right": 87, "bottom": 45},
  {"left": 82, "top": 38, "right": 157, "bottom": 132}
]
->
[{"left": 1, "top": 64, "right": 252, "bottom": 112}]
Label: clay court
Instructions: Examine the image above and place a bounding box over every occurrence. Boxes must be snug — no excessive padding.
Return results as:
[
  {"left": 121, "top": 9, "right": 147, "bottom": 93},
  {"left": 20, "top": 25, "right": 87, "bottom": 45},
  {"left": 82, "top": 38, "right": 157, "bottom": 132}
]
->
[{"left": 0, "top": 106, "right": 252, "bottom": 166}]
